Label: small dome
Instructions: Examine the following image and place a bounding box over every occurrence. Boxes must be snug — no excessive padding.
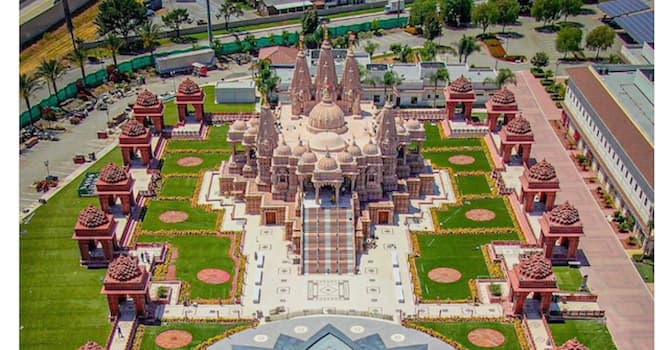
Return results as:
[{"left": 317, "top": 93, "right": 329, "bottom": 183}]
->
[
  {"left": 518, "top": 253, "right": 553, "bottom": 280},
  {"left": 309, "top": 131, "right": 347, "bottom": 152},
  {"left": 78, "top": 341, "right": 104, "bottom": 350},
  {"left": 557, "top": 339, "right": 589, "bottom": 350},
  {"left": 178, "top": 78, "right": 201, "bottom": 95},
  {"left": 337, "top": 150, "right": 355, "bottom": 163},
  {"left": 406, "top": 118, "right": 421, "bottom": 130},
  {"left": 308, "top": 87, "right": 346, "bottom": 133},
  {"left": 231, "top": 120, "right": 248, "bottom": 131},
  {"left": 248, "top": 117, "right": 259, "bottom": 127},
  {"left": 347, "top": 139, "right": 363, "bottom": 157},
  {"left": 78, "top": 205, "right": 109, "bottom": 228},
  {"left": 528, "top": 159, "right": 557, "bottom": 181},
  {"left": 99, "top": 163, "right": 127, "bottom": 184},
  {"left": 135, "top": 90, "right": 159, "bottom": 107},
  {"left": 363, "top": 139, "right": 380, "bottom": 155},
  {"left": 396, "top": 118, "right": 407, "bottom": 133},
  {"left": 107, "top": 255, "right": 142, "bottom": 282},
  {"left": 246, "top": 126, "right": 258, "bottom": 135},
  {"left": 122, "top": 119, "right": 147, "bottom": 137},
  {"left": 274, "top": 137, "right": 292, "bottom": 156},
  {"left": 300, "top": 144, "right": 318, "bottom": 164},
  {"left": 549, "top": 202, "right": 580, "bottom": 226},
  {"left": 449, "top": 75, "right": 473, "bottom": 93},
  {"left": 491, "top": 87, "right": 516, "bottom": 104},
  {"left": 317, "top": 151, "right": 339, "bottom": 171},
  {"left": 506, "top": 115, "right": 532, "bottom": 134},
  {"left": 293, "top": 139, "right": 308, "bottom": 157}
]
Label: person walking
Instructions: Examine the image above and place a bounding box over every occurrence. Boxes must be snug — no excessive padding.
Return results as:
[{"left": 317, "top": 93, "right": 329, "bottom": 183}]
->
[{"left": 117, "top": 326, "right": 123, "bottom": 339}]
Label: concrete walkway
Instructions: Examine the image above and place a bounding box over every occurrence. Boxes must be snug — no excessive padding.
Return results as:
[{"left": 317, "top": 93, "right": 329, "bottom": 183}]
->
[{"left": 514, "top": 71, "right": 654, "bottom": 350}]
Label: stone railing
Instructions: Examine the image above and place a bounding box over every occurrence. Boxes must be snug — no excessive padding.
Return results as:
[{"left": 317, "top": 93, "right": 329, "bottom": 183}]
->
[{"left": 265, "top": 308, "right": 394, "bottom": 322}]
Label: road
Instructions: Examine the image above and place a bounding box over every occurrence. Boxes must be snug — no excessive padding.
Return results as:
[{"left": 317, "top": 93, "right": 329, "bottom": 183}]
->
[{"left": 19, "top": 0, "right": 53, "bottom": 24}]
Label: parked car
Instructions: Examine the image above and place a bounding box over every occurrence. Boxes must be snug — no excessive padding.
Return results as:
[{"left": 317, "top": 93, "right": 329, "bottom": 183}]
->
[{"left": 197, "top": 19, "right": 206, "bottom": 25}]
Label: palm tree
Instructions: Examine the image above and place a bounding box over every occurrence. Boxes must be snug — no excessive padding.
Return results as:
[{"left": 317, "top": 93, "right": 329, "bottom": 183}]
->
[
  {"left": 138, "top": 21, "right": 162, "bottom": 59},
  {"left": 66, "top": 38, "right": 88, "bottom": 86},
  {"left": 216, "top": 1, "right": 243, "bottom": 30},
  {"left": 484, "top": 68, "right": 517, "bottom": 89},
  {"left": 398, "top": 45, "right": 413, "bottom": 63},
  {"left": 254, "top": 61, "right": 280, "bottom": 100},
  {"left": 457, "top": 35, "right": 481, "bottom": 63},
  {"left": 20, "top": 73, "right": 43, "bottom": 117},
  {"left": 363, "top": 41, "right": 379, "bottom": 57},
  {"left": 35, "top": 59, "right": 66, "bottom": 102},
  {"left": 429, "top": 68, "right": 449, "bottom": 108},
  {"left": 382, "top": 71, "right": 403, "bottom": 102},
  {"left": 104, "top": 33, "right": 123, "bottom": 66}
]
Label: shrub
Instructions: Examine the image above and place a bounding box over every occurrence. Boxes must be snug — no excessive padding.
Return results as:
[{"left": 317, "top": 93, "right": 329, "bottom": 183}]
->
[
  {"left": 157, "top": 286, "right": 169, "bottom": 298},
  {"left": 540, "top": 79, "right": 554, "bottom": 86},
  {"left": 483, "top": 38, "right": 507, "bottom": 58},
  {"left": 489, "top": 283, "right": 502, "bottom": 296}
]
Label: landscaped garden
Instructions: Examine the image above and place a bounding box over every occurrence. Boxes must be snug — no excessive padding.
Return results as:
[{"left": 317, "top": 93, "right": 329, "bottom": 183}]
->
[
  {"left": 549, "top": 320, "right": 618, "bottom": 350},
  {"left": 434, "top": 197, "right": 515, "bottom": 230},
  {"left": 412, "top": 320, "right": 523, "bottom": 350},
  {"left": 455, "top": 174, "right": 492, "bottom": 195},
  {"left": 553, "top": 266, "right": 584, "bottom": 292},
  {"left": 161, "top": 151, "right": 228, "bottom": 175},
  {"left": 632, "top": 254, "right": 654, "bottom": 283},
  {"left": 423, "top": 149, "right": 493, "bottom": 172},
  {"left": 163, "top": 86, "right": 256, "bottom": 126},
  {"left": 423, "top": 124, "right": 482, "bottom": 149},
  {"left": 19, "top": 148, "right": 123, "bottom": 350},
  {"left": 414, "top": 233, "right": 519, "bottom": 300},
  {"left": 161, "top": 176, "right": 199, "bottom": 198},
  {"left": 138, "top": 322, "right": 249, "bottom": 350},
  {"left": 168, "top": 124, "right": 233, "bottom": 151},
  {"left": 141, "top": 200, "right": 221, "bottom": 232}
]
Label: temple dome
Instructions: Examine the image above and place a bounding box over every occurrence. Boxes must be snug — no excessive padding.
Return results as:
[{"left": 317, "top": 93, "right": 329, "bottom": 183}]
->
[
  {"left": 347, "top": 140, "right": 362, "bottom": 157},
  {"left": 449, "top": 75, "right": 473, "bottom": 93},
  {"left": 363, "top": 140, "right": 380, "bottom": 155},
  {"left": 518, "top": 254, "right": 553, "bottom": 280},
  {"left": 99, "top": 163, "right": 127, "bottom": 183},
  {"left": 135, "top": 90, "right": 159, "bottom": 107},
  {"left": 78, "top": 341, "right": 104, "bottom": 350},
  {"left": 107, "top": 255, "right": 142, "bottom": 282},
  {"left": 309, "top": 131, "right": 347, "bottom": 152},
  {"left": 274, "top": 138, "right": 292, "bottom": 156},
  {"left": 557, "top": 339, "right": 589, "bottom": 350},
  {"left": 317, "top": 152, "right": 339, "bottom": 171},
  {"left": 307, "top": 88, "right": 347, "bottom": 134},
  {"left": 300, "top": 146, "right": 318, "bottom": 164},
  {"left": 549, "top": 202, "right": 580, "bottom": 225},
  {"left": 491, "top": 87, "right": 516, "bottom": 104},
  {"left": 178, "top": 78, "right": 201, "bottom": 95},
  {"left": 231, "top": 120, "right": 248, "bottom": 132},
  {"left": 78, "top": 205, "right": 109, "bottom": 228},
  {"left": 406, "top": 118, "right": 421, "bottom": 130},
  {"left": 337, "top": 150, "right": 355, "bottom": 163},
  {"left": 293, "top": 139, "right": 308, "bottom": 157},
  {"left": 248, "top": 118, "right": 259, "bottom": 127},
  {"left": 122, "top": 119, "right": 147, "bottom": 137},
  {"left": 528, "top": 159, "right": 557, "bottom": 181},
  {"left": 506, "top": 115, "right": 532, "bottom": 134},
  {"left": 246, "top": 126, "right": 258, "bottom": 135}
]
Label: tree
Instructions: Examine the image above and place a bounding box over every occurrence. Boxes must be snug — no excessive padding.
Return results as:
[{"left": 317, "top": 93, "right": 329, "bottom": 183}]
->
[
  {"left": 429, "top": 67, "right": 449, "bottom": 107},
  {"left": 94, "top": 0, "right": 147, "bottom": 46},
  {"left": 457, "top": 35, "right": 481, "bottom": 63},
  {"left": 66, "top": 38, "right": 88, "bottom": 86},
  {"left": 530, "top": 51, "right": 550, "bottom": 67},
  {"left": 364, "top": 41, "right": 379, "bottom": 57},
  {"left": 493, "top": 0, "right": 520, "bottom": 33},
  {"left": 162, "top": 8, "right": 190, "bottom": 39},
  {"left": 585, "top": 25, "right": 615, "bottom": 60},
  {"left": 242, "top": 34, "right": 258, "bottom": 54},
  {"left": 281, "top": 30, "right": 291, "bottom": 46},
  {"left": 254, "top": 58, "right": 280, "bottom": 99},
  {"left": 531, "top": 0, "right": 562, "bottom": 27},
  {"left": 138, "top": 21, "right": 162, "bottom": 58},
  {"left": 382, "top": 71, "right": 403, "bottom": 100},
  {"left": 422, "top": 13, "right": 442, "bottom": 40},
  {"left": 472, "top": 1, "right": 499, "bottom": 34},
  {"left": 20, "top": 73, "right": 43, "bottom": 116},
  {"left": 409, "top": 0, "right": 438, "bottom": 26},
  {"left": 216, "top": 1, "right": 243, "bottom": 30},
  {"left": 390, "top": 43, "right": 403, "bottom": 56},
  {"left": 398, "top": 45, "right": 414, "bottom": 62},
  {"left": 441, "top": 0, "right": 473, "bottom": 27},
  {"left": 104, "top": 33, "right": 123, "bottom": 66},
  {"left": 302, "top": 8, "right": 318, "bottom": 35},
  {"left": 484, "top": 68, "right": 517, "bottom": 87},
  {"left": 35, "top": 59, "right": 66, "bottom": 102},
  {"left": 420, "top": 40, "right": 438, "bottom": 61},
  {"left": 561, "top": 0, "right": 582, "bottom": 23},
  {"left": 556, "top": 26, "right": 582, "bottom": 59}
]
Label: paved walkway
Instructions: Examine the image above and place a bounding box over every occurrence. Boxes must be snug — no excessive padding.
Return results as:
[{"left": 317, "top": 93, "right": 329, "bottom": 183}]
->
[{"left": 515, "top": 71, "right": 654, "bottom": 350}]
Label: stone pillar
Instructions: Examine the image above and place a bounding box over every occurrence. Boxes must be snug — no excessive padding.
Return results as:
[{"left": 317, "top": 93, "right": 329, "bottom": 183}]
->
[
  {"left": 488, "top": 113, "right": 499, "bottom": 131},
  {"left": 464, "top": 102, "right": 473, "bottom": 119},
  {"left": 513, "top": 292, "right": 527, "bottom": 315},
  {"left": 78, "top": 241, "right": 91, "bottom": 261},
  {"left": 540, "top": 292, "right": 552, "bottom": 313},
  {"left": 135, "top": 115, "right": 147, "bottom": 127},
  {"left": 102, "top": 240, "right": 115, "bottom": 261},
  {"left": 99, "top": 195, "right": 111, "bottom": 213},
  {"left": 505, "top": 113, "right": 516, "bottom": 124},
  {"left": 446, "top": 102, "right": 456, "bottom": 120},
  {"left": 543, "top": 237, "right": 556, "bottom": 258},
  {"left": 335, "top": 185, "right": 340, "bottom": 207},
  {"left": 567, "top": 237, "right": 579, "bottom": 259},
  {"left": 178, "top": 104, "right": 187, "bottom": 122},
  {"left": 194, "top": 104, "right": 205, "bottom": 121},
  {"left": 545, "top": 193, "right": 557, "bottom": 211},
  {"left": 140, "top": 146, "right": 153, "bottom": 165},
  {"left": 120, "top": 194, "right": 133, "bottom": 215},
  {"left": 501, "top": 143, "right": 513, "bottom": 164},
  {"left": 523, "top": 190, "right": 535, "bottom": 212},
  {"left": 521, "top": 144, "right": 532, "bottom": 165},
  {"left": 107, "top": 295, "right": 120, "bottom": 317},
  {"left": 315, "top": 185, "right": 320, "bottom": 204},
  {"left": 134, "top": 294, "right": 147, "bottom": 317},
  {"left": 152, "top": 116, "right": 164, "bottom": 133},
  {"left": 121, "top": 148, "right": 132, "bottom": 165}
]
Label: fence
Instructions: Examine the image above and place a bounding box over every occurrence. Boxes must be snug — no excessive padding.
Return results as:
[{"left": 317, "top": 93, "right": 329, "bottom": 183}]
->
[{"left": 20, "top": 17, "right": 408, "bottom": 129}]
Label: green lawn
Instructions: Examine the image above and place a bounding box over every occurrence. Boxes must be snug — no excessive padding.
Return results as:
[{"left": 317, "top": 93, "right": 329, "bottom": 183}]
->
[
  {"left": 415, "top": 321, "right": 522, "bottom": 350},
  {"left": 137, "top": 235, "right": 235, "bottom": 299},
  {"left": 140, "top": 322, "right": 247, "bottom": 350},
  {"left": 435, "top": 197, "right": 514, "bottom": 230},
  {"left": 633, "top": 254, "right": 654, "bottom": 283},
  {"left": 416, "top": 233, "right": 518, "bottom": 300},
  {"left": 423, "top": 149, "right": 492, "bottom": 172},
  {"left": 161, "top": 151, "right": 228, "bottom": 175},
  {"left": 168, "top": 124, "right": 233, "bottom": 151},
  {"left": 423, "top": 124, "right": 483, "bottom": 149},
  {"left": 549, "top": 320, "right": 618, "bottom": 350},
  {"left": 326, "top": 7, "right": 384, "bottom": 19},
  {"left": 456, "top": 174, "right": 491, "bottom": 195},
  {"left": 163, "top": 86, "right": 256, "bottom": 126},
  {"left": 19, "top": 148, "right": 124, "bottom": 350},
  {"left": 141, "top": 200, "right": 220, "bottom": 232},
  {"left": 553, "top": 266, "right": 584, "bottom": 292},
  {"left": 161, "top": 176, "right": 199, "bottom": 198}
]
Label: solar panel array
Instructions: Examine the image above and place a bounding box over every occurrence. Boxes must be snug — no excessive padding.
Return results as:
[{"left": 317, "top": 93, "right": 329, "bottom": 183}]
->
[
  {"left": 598, "top": 0, "right": 649, "bottom": 18},
  {"left": 615, "top": 10, "right": 654, "bottom": 44}
]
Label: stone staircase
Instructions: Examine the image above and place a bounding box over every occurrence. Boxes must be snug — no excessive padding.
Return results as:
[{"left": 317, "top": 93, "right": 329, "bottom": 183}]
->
[{"left": 301, "top": 205, "right": 355, "bottom": 274}]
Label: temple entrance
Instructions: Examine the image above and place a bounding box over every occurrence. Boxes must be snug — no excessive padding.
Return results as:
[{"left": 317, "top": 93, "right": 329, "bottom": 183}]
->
[
  {"left": 455, "top": 102, "right": 465, "bottom": 116},
  {"left": 265, "top": 211, "right": 277, "bottom": 225},
  {"left": 342, "top": 177, "right": 352, "bottom": 195},
  {"left": 320, "top": 185, "right": 336, "bottom": 206},
  {"left": 378, "top": 211, "right": 390, "bottom": 225}
]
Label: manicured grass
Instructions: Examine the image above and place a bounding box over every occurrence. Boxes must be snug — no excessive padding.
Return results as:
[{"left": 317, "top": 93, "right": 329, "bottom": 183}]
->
[
  {"left": 168, "top": 124, "right": 233, "bottom": 151},
  {"left": 553, "top": 266, "right": 584, "bottom": 292},
  {"left": 434, "top": 197, "right": 514, "bottom": 230},
  {"left": 19, "top": 148, "right": 123, "bottom": 350},
  {"left": 161, "top": 176, "right": 199, "bottom": 198},
  {"left": 163, "top": 86, "right": 256, "bottom": 126},
  {"left": 423, "top": 149, "right": 492, "bottom": 172},
  {"left": 424, "top": 123, "right": 444, "bottom": 149},
  {"left": 423, "top": 124, "right": 483, "bottom": 149},
  {"left": 549, "top": 320, "right": 618, "bottom": 350},
  {"left": 456, "top": 174, "right": 491, "bottom": 195},
  {"left": 141, "top": 200, "right": 220, "bottom": 232},
  {"left": 140, "top": 323, "right": 241, "bottom": 350},
  {"left": 137, "top": 235, "right": 235, "bottom": 299},
  {"left": 416, "top": 233, "right": 519, "bottom": 300},
  {"left": 326, "top": 7, "right": 384, "bottom": 19},
  {"left": 161, "top": 151, "right": 228, "bottom": 175},
  {"left": 415, "top": 321, "right": 522, "bottom": 350},
  {"left": 633, "top": 254, "right": 654, "bottom": 283}
]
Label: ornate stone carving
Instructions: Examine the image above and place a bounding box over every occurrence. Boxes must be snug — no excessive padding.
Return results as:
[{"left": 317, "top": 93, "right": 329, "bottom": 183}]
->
[
  {"left": 78, "top": 205, "right": 110, "bottom": 228},
  {"left": 518, "top": 253, "right": 553, "bottom": 280},
  {"left": 528, "top": 159, "right": 557, "bottom": 181},
  {"left": 549, "top": 202, "right": 580, "bottom": 225}
]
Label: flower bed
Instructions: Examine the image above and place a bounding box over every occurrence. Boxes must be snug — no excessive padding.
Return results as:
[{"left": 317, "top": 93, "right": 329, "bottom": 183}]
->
[{"left": 483, "top": 38, "right": 507, "bottom": 58}]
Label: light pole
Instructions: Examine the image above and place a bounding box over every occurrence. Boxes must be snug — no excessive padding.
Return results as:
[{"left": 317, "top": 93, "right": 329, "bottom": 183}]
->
[
  {"left": 205, "top": 0, "right": 214, "bottom": 48},
  {"left": 555, "top": 60, "right": 560, "bottom": 79},
  {"left": 43, "top": 160, "right": 50, "bottom": 177},
  {"left": 171, "top": 71, "right": 176, "bottom": 93}
]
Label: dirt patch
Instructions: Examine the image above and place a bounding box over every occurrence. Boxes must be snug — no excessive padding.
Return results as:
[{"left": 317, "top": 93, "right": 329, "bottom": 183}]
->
[
  {"left": 197, "top": 268, "right": 231, "bottom": 284},
  {"left": 467, "top": 328, "right": 506, "bottom": 348},
  {"left": 428, "top": 267, "right": 462, "bottom": 283},
  {"left": 159, "top": 211, "right": 189, "bottom": 223},
  {"left": 465, "top": 209, "right": 496, "bottom": 221},
  {"left": 448, "top": 155, "right": 475, "bottom": 165},
  {"left": 155, "top": 330, "right": 193, "bottom": 349},
  {"left": 176, "top": 156, "right": 203, "bottom": 167}
]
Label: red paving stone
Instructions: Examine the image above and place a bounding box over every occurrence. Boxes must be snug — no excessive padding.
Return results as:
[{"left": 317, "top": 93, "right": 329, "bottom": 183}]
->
[{"left": 514, "top": 71, "right": 653, "bottom": 350}]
